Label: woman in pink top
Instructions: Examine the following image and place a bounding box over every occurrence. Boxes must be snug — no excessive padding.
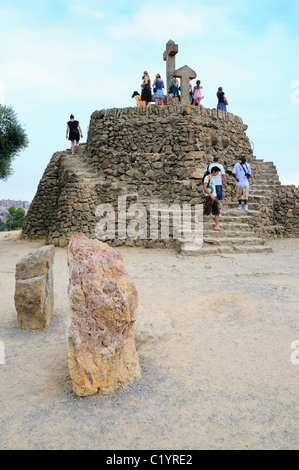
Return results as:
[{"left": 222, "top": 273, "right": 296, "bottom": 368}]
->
[{"left": 193, "top": 80, "right": 203, "bottom": 107}]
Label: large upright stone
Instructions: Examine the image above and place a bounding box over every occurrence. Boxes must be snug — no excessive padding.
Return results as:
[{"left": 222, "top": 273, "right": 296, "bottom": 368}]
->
[
  {"left": 67, "top": 233, "right": 141, "bottom": 397},
  {"left": 15, "top": 245, "right": 55, "bottom": 329},
  {"left": 163, "top": 39, "right": 178, "bottom": 96}
]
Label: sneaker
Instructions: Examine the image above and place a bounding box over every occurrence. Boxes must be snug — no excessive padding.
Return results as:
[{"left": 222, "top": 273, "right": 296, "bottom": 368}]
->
[
  {"left": 244, "top": 205, "right": 248, "bottom": 211},
  {"left": 238, "top": 204, "right": 243, "bottom": 210}
]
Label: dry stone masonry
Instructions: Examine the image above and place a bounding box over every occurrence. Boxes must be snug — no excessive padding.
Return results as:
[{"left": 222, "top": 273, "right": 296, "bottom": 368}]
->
[
  {"left": 15, "top": 245, "right": 55, "bottom": 329},
  {"left": 22, "top": 104, "right": 299, "bottom": 255}
]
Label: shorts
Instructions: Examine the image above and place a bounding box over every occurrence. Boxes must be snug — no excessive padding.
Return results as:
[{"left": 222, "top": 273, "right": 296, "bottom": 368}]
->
[
  {"left": 154, "top": 89, "right": 164, "bottom": 99},
  {"left": 204, "top": 197, "right": 220, "bottom": 216},
  {"left": 215, "top": 185, "right": 223, "bottom": 201},
  {"left": 217, "top": 103, "right": 227, "bottom": 111},
  {"left": 236, "top": 185, "right": 249, "bottom": 200}
]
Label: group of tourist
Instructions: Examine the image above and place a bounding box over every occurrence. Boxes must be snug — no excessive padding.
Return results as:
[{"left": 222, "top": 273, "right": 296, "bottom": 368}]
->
[
  {"left": 131, "top": 71, "right": 229, "bottom": 111},
  {"left": 194, "top": 155, "right": 252, "bottom": 231}
]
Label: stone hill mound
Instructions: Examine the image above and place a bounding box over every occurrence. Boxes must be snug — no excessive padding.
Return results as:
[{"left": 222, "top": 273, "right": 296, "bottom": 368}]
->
[{"left": 22, "top": 105, "right": 299, "bottom": 255}]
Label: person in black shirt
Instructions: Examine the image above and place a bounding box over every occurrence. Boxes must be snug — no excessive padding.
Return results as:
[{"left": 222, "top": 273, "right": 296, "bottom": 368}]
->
[
  {"left": 216, "top": 87, "right": 228, "bottom": 111},
  {"left": 66, "top": 114, "right": 83, "bottom": 155}
]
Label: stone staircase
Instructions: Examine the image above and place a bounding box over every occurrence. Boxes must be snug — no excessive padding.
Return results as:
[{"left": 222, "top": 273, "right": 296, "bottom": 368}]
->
[
  {"left": 60, "top": 147, "right": 282, "bottom": 256},
  {"left": 60, "top": 144, "right": 105, "bottom": 186},
  {"left": 180, "top": 159, "right": 281, "bottom": 256}
]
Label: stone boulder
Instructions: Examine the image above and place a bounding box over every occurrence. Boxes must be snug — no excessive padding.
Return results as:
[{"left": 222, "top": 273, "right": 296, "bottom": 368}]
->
[
  {"left": 67, "top": 233, "right": 141, "bottom": 397},
  {"left": 15, "top": 245, "right": 55, "bottom": 329}
]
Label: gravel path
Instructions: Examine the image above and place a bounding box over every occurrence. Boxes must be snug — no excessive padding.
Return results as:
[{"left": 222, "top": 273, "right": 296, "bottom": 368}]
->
[{"left": 0, "top": 231, "right": 298, "bottom": 450}]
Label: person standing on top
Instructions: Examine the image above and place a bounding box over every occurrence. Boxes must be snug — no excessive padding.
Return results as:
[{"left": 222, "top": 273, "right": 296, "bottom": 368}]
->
[
  {"left": 193, "top": 80, "right": 203, "bottom": 107},
  {"left": 141, "top": 71, "right": 152, "bottom": 107},
  {"left": 216, "top": 87, "right": 228, "bottom": 111},
  {"left": 152, "top": 74, "right": 165, "bottom": 106},
  {"left": 169, "top": 75, "right": 179, "bottom": 104}
]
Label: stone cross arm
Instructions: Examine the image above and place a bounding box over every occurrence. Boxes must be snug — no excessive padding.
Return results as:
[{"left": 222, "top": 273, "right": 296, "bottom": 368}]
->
[
  {"left": 163, "top": 40, "right": 178, "bottom": 61},
  {"left": 173, "top": 65, "right": 197, "bottom": 80}
]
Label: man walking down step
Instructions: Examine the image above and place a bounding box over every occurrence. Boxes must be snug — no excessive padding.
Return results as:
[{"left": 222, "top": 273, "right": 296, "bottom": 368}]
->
[
  {"left": 194, "top": 167, "right": 223, "bottom": 231},
  {"left": 232, "top": 156, "right": 252, "bottom": 211},
  {"left": 208, "top": 156, "right": 227, "bottom": 214}
]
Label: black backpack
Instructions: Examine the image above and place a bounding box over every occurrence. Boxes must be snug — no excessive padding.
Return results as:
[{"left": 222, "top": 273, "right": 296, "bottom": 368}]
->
[{"left": 202, "top": 164, "right": 211, "bottom": 188}]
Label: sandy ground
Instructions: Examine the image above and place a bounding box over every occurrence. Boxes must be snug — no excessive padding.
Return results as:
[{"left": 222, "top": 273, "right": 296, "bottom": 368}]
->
[{"left": 0, "top": 230, "right": 298, "bottom": 450}]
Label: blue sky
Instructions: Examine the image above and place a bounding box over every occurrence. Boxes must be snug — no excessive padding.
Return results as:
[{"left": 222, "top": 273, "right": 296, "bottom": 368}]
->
[{"left": 0, "top": 0, "right": 298, "bottom": 201}]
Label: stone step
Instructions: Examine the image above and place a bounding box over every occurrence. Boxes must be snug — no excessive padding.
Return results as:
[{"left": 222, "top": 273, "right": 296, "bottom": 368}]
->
[
  {"left": 225, "top": 196, "right": 267, "bottom": 204},
  {"left": 250, "top": 188, "right": 274, "bottom": 195},
  {"left": 180, "top": 244, "right": 273, "bottom": 256},
  {"left": 203, "top": 236, "right": 265, "bottom": 246},
  {"left": 255, "top": 168, "right": 278, "bottom": 173},
  {"left": 204, "top": 229, "right": 255, "bottom": 238},
  {"left": 203, "top": 221, "right": 250, "bottom": 229},
  {"left": 178, "top": 229, "right": 256, "bottom": 243},
  {"left": 252, "top": 179, "right": 281, "bottom": 185},
  {"left": 221, "top": 208, "right": 260, "bottom": 215},
  {"left": 251, "top": 182, "right": 280, "bottom": 187}
]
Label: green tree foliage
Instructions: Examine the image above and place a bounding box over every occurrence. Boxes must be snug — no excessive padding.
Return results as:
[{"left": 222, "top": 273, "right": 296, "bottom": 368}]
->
[
  {"left": 0, "top": 105, "right": 29, "bottom": 180},
  {"left": 0, "top": 219, "right": 5, "bottom": 231},
  {"left": 5, "top": 206, "right": 25, "bottom": 230}
]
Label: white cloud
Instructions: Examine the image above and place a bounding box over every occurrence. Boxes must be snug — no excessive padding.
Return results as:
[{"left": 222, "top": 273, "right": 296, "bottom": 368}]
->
[
  {"left": 107, "top": 7, "right": 206, "bottom": 40},
  {"left": 70, "top": 4, "right": 105, "bottom": 20}
]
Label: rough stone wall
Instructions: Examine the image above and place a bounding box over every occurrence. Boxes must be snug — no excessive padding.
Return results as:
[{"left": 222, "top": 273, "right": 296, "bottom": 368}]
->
[
  {"left": 22, "top": 104, "right": 298, "bottom": 247},
  {"left": 273, "top": 185, "right": 299, "bottom": 237},
  {"left": 87, "top": 104, "right": 254, "bottom": 201}
]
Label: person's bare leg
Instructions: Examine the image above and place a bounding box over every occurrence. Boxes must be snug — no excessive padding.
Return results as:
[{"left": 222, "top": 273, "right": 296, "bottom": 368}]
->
[
  {"left": 71, "top": 141, "right": 75, "bottom": 155},
  {"left": 193, "top": 210, "right": 203, "bottom": 223}
]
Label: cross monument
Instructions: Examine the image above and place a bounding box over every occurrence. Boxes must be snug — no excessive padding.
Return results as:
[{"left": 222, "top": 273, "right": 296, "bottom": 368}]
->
[
  {"left": 163, "top": 40, "right": 179, "bottom": 94},
  {"left": 173, "top": 65, "right": 197, "bottom": 105}
]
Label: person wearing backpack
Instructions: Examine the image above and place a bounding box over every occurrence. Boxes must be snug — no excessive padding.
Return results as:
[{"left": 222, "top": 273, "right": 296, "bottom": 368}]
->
[
  {"left": 193, "top": 167, "right": 223, "bottom": 231},
  {"left": 207, "top": 156, "right": 227, "bottom": 214}
]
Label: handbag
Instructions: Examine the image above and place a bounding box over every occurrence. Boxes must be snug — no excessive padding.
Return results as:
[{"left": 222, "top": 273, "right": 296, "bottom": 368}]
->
[{"left": 153, "top": 86, "right": 157, "bottom": 93}]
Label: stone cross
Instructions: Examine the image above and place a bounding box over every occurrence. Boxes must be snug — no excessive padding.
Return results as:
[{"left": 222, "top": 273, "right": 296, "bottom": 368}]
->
[
  {"left": 163, "top": 39, "right": 178, "bottom": 94},
  {"left": 173, "top": 65, "right": 197, "bottom": 105}
]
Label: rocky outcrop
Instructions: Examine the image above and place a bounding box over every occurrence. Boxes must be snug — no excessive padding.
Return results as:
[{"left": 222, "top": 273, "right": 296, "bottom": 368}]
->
[
  {"left": 15, "top": 245, "right": 55, "bottom": 329},
  {"left": 67, "top": 233, "right": 141, "bottom": 396}
]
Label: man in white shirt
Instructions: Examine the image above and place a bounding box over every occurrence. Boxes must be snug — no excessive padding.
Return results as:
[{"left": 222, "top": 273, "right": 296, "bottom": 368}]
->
[
  {"left": 194, "top": 167, "right": 223, "bottom": 231},
  {"left": 232, "top": 156, "right": 252, "bottom": 211},
  {"left": 208, "top": 156, "right": 227, "bottom": 212}
]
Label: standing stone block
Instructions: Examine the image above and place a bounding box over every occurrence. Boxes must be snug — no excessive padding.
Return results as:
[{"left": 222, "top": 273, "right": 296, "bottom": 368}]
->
[
  {"left": 15, "top": 245, "right": 55, "bottom": 329},
  {"left": 67, "top": 233, "right": 141, "bottom": 397}
]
